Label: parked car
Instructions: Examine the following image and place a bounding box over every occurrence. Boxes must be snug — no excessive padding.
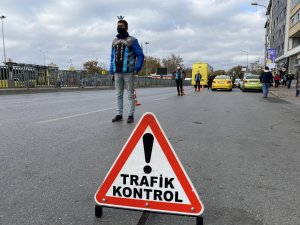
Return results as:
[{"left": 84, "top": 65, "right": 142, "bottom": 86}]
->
[
  {"left": 234, "top": 78, "right": 241, "bottom": 88},
  {"left": 240, "top": 75, "right": 262, "bottom": 92},
  {"left": 211, "top": 75, "right": 233, "bottom": 91}
]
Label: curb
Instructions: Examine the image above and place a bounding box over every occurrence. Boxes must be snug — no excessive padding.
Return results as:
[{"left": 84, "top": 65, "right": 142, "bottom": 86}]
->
[
  {"left": 0, "top": 87, "right": 115, "bottom": 95},
  {"left": 270, "top": 91, "right": 300, "bottom": 106}
]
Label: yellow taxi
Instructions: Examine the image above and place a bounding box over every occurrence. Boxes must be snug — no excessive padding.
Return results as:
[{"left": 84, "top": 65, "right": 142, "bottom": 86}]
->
[{"left": 212, "top": 75, "right": 233, "bottom": 91}]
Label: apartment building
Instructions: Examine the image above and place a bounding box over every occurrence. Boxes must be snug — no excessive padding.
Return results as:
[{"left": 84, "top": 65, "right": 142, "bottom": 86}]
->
[
  {"left": 287, "top": 0, "right": 300, "bottom": 74},
  {"left": 269, "top": 0, "right": 288, "bottom": 71}
]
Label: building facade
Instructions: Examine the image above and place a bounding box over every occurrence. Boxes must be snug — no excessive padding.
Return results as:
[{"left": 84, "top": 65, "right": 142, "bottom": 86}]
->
[
  {"left": 287, "top": 0, "right": 300, "bottom": 74},
  {"left": 269, "top": 0, "right": 288, "bottom": 71}
]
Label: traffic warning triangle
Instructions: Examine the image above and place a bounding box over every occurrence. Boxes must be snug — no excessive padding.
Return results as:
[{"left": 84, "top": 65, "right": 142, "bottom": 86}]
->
[{"left": 95, "top": 112, "right": 204, "bottom": 216}]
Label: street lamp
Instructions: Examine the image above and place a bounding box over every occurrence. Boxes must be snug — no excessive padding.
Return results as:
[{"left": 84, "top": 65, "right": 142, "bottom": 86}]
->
[
  {"left": 40, "top": 50, "right": 47, "bottom": 66},
  {"left": 251, "top": 2, "right": 267, "bottom": 10},
  {"left": 0, "top": 15, "right": 6, "bottom": 65},
  {"left": 251, "top": 2, "right": 269, "bottom": 66},
  {"left": 241, "top": 50, "right": 249, "bottom": 72},
  {"left": 144, "top": 42, "right": 149, "bottom": 76}
]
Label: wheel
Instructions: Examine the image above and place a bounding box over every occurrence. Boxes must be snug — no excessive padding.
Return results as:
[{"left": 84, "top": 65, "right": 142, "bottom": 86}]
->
[{"left": 95, "top": 205, "right": 103, "bottom": 218}]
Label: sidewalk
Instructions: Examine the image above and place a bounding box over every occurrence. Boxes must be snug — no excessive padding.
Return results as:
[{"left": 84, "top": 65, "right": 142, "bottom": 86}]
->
[{"left": 269, "top": 83, "right": 300, "bottom": 105}]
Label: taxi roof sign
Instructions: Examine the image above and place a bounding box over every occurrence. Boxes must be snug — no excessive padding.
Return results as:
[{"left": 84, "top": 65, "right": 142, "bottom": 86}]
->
[{"left": 95, "top": 112, "right": 204, "bottom": 216}]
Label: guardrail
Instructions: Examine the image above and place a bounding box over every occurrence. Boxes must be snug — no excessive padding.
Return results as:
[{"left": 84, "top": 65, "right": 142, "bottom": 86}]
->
[{"left": 0, "top": 66, "right": 191, "bottom": 89}]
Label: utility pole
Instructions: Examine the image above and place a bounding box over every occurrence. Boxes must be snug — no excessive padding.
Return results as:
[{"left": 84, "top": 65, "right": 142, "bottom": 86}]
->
[
  {"left": 145, "top": 42, "right": 149, "bottom": 76},
  {"left": 0, "top": 15, "right": 7, "bottom": 65},
  {"left": 40, "top": 50, "right": 47, "bottom": 66},
  {"left": 241, "top": 50, "right": 249, "bottom": 73}
]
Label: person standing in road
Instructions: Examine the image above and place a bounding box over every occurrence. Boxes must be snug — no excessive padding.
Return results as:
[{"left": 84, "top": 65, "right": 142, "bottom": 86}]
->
[
  {"left": 194, "top": 71, "right": 201, "bottom": 91},
  {"left": 173, "top": 64, "right": 185, "bottom": 96},
  {"left": 110, "top": 18, "right": 144, "bottom": 123},
  {"left": 207, "top": 75, "right": 214, "bottom": 90},
  {"left": 259, "top": 66, "right": 273, "bottom": 98}
]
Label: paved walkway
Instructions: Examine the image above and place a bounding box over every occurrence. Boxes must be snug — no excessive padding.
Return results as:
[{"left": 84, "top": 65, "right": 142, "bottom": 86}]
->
[{"left": 269, "top": 83, "right": 300, "bottom": 105}]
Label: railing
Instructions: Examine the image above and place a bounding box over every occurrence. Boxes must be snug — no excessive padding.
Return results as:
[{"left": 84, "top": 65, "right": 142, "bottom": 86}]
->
[{"left": 0, "top": 66, "right": 191, "bottom": 89}]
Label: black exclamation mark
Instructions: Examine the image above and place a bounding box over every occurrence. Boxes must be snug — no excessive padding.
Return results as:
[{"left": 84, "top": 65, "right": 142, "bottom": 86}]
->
[{"left": 143, "top": 133, "right": 154, "bottom": 174}]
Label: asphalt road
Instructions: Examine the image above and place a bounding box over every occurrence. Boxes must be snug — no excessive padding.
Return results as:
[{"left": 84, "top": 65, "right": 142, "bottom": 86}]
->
[{"left": 0, "top": 87, "right": 299, "bottom": 225}]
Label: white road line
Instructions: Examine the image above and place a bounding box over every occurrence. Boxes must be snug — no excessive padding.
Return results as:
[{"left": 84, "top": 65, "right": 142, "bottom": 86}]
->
[{"left": 36, "top": 107, "right": 115, "bottom": 124}]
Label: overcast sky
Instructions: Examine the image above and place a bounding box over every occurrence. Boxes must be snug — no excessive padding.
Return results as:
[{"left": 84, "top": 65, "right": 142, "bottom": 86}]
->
[{"left": 1, "top": 0, "right": 269, "bottom": 71}]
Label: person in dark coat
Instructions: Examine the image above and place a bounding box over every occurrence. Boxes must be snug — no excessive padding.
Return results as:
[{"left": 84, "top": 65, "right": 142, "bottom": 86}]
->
[
  {"left": 259, "top": 66, "right": 273, "bottom": 98},
  {"left": 295, "top": 66, "right": 300, "bottom": 97},
  {"left": 194, "top": 71, "right": 201, "bottom": 91},
  {"left": 286, "top": 73, "right": 294, "bottom": 89}
]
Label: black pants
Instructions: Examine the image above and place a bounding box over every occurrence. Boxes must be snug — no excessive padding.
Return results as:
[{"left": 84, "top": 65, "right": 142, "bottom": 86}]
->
[
  {"left": 176, "top": 79, "right": 183, "bottom": 94},
  {"left": 195, "top": 81, "right": 200, "bottom": 91}
]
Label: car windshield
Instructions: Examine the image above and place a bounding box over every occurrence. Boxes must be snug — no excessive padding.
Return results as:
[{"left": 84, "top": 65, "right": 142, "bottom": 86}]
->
[
  {"left": 215, "top": 76, "right": 230, "bottom": 79},
  {"left": 245, "top": 76, "right": 259, "bottom": 79}
]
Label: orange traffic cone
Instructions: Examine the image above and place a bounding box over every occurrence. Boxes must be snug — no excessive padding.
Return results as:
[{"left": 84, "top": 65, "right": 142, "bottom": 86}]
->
[
  {"left": 134, "top": 90, "right": 141, "bottom": 106},
  {"left": 201, "top": 85, "right": 204, "bottom": 91}
]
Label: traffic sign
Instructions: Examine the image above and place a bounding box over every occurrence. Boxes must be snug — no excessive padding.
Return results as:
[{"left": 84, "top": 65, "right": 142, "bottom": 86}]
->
[{"left": 95, "top": 112, "right": 204, "bottom": 216}]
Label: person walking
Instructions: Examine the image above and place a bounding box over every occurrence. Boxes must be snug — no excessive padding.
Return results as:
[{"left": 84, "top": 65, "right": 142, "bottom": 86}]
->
[
  {"left": 173, "top": 64, "right": 185, "bottom": 96},
  {"left": 110, "top": 19, "right": 144, "bottom": 123},
  {"left": 286, "top": 73, "right": 294, "bottom": 89},
  {"left": 274, "top": 72, "right": 280, "bottom": 88},
  {"left": 281, "top": 73, "right": 287, "bottom": 87},
  {"left": 194, "top": 71, "right": 201, "bottom": 91},
  {"left": 296, "top": 66, "right": 300, "bottom": 97},
  {"left": 259, "top": 66, "right": 273, "bottom": 98}
]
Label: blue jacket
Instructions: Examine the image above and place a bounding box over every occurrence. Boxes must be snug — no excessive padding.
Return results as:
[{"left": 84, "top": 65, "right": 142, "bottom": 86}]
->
[
  {"left": 109, "top": 33, "right": 144, "bottom": 74},
  {"left": 195, "top": 73, "right": 201, "bottom": 82},
  {"left": 175, "top": 69, "right": 185, "bottom": 80}
]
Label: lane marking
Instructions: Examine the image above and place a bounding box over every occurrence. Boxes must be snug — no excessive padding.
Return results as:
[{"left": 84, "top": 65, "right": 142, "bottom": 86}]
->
[
  {"left": 36, "top": 107, "right": 114, "bottom": 124},
  {"left": 136, "top": 211, "right": 150, "bottom": 225}
]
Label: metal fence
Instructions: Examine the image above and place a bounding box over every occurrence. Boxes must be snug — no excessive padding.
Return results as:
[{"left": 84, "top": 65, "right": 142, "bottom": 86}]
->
[{"left": 0, "top": 65, "right": 191, "bottom": 89}]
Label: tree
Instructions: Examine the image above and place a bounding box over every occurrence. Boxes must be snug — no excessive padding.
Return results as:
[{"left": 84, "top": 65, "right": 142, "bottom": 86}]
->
[
  {"left": 228, "top": 66, "right": 243, "bottom": 79},
  {"left": 83, "top": 60, "right": 107, "bottom": 74},
  {"left": 140, "top": 56, "right": 161, "bottom": 76},
  {"left": 162, "top": 53, "right": 183, "bottom": 73},
  {"left": 212, "top": 70, "right": 226, "bottom": 76}
]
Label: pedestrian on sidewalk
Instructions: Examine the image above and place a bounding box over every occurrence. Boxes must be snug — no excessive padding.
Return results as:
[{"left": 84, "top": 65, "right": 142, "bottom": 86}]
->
[
  {"left": 259, "top": 66, "right": 273, "bottom": 98},
  {"left": 296, "top": 66, "right": 300, "bottom": 97},
  {"left": 110, "top": 18, "right": 144, "bottom": 123},
  {"left": 194, "top": 71, "right": 201, "bottom": 92},
  {"left": 286, "top": 73, "right": 294, "bottom": 89},
  {"left": 281, "top": 73, "right": 287, "bottom": 87},
  {"left": 274, "top": 72, "right": 280, "bottom": 88},
  {"left": 173, "top": 64, "right": 185, "bottom": 96}
]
